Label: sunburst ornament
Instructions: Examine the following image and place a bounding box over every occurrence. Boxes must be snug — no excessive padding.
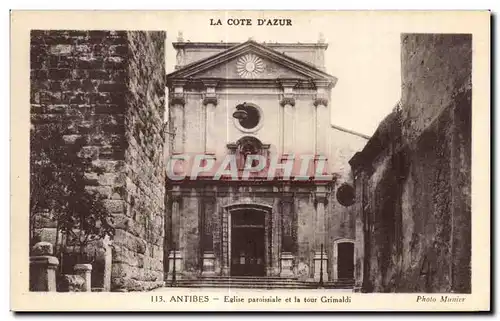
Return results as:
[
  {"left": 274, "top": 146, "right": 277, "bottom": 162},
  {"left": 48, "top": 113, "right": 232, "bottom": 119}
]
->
[{"left": 236, "top": 54, "right": 265, "bottom": 78}]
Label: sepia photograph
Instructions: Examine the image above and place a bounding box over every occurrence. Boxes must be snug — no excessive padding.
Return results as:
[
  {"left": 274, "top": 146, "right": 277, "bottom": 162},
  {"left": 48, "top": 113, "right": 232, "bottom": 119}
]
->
[{"left": 11, "top": 10, "right": 490, "bottom": 311}]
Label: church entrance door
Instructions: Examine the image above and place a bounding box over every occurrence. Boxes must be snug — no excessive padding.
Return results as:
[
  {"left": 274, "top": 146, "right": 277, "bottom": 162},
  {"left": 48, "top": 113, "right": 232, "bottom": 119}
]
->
[{"left": 230, "top": 210, "right": 265, "bottom": 276}]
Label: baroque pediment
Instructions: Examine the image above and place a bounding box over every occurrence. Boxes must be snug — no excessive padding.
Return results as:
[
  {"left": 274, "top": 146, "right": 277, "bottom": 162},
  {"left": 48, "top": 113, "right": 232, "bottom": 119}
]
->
[{"left": 167, "top": 40, "right": 336, "bottom": 87}]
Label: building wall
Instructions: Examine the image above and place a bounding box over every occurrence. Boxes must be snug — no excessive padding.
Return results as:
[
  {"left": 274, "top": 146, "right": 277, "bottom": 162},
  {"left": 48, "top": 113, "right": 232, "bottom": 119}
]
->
[
  {"left": 181, "top": 88, "right": 327, "bottom": 158},
  {"left": 30, "top": 30, "right": 166, "bottom": 291},
  {"left": 167, "top": 64, "right": 367, "bottom": 282},
  {"left": 351, "top": 33, "right": 471, "bottom": 293}
]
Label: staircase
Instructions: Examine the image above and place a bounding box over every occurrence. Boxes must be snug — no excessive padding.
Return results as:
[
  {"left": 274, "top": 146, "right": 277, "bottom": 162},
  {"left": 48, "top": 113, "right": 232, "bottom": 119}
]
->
[{"left": 166, "top": 276, "right": 354, "bottom": 289}]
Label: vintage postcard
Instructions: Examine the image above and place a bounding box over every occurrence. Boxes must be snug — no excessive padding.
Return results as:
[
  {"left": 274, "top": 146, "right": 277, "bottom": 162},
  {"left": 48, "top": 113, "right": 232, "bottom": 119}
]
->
[{"left": 10, "top": 10, "right": 490, "bottom": 312}]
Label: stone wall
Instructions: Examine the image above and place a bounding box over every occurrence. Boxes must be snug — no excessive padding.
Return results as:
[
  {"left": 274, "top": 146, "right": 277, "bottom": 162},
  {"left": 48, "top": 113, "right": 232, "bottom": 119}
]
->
[
  {"left": 30, "top": 30, "right": 166, "bottom": 291},
  {"left": 350, "top": 33, "right": 471, "bottom": 293}
]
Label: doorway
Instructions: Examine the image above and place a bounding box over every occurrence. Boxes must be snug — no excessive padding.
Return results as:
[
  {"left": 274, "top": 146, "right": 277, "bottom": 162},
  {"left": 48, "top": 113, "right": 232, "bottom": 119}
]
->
[
  {"left": 231, "top": 210, "right": 265, "bottom": 276},
  {"left": 337, "top": 242, "right": 354, "bottom": 279}
]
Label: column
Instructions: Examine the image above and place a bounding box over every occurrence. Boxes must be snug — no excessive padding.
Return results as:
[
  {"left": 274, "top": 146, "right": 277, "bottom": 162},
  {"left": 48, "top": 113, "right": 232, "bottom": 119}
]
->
[
  {"left": 167, "top": 193, "right": 183, "bottom": 280},
  {"left": 280, "top": 193, "right": 295, "bottom": 278},
  {"left": 313, "top": 186, "right": 329, "bottom": 282},
  {"left": 279, "top": 80, "right": 298, "bottom": 157},
  {"left": 169, "top": 81, "right": 186, "bottom": 154},
  {"left": 203, "top": 80, "right": 218, "bottom": 156}
]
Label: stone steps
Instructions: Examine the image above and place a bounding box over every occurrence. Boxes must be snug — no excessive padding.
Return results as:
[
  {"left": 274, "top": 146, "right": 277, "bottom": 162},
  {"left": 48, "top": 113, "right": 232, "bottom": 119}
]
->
[{"left": 166, "top": 277, "right": 354, "bottom": 289}]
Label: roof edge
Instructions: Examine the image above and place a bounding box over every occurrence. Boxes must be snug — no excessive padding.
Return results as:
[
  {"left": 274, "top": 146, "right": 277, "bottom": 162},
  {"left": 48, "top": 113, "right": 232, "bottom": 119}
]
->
[
  {"left": 167, "top": 40, "right": 335, "bottom": 83},
  {"left": 330, "top": 124, "right": 371, "bottom": 140},
  {"left": 173, "top": 41, "right": 329, "bottom": 50}
]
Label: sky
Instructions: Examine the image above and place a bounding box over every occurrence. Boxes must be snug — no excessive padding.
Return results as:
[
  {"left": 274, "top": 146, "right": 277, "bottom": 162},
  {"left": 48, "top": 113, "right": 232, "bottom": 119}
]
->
[{"left": 164, "top": 12, "right": 404, "bottom": 137}]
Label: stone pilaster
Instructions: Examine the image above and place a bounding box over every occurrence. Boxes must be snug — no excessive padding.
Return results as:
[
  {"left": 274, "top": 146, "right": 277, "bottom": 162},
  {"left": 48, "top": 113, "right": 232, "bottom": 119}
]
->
[
  {"left": 280, "top": 192, "right": 295, "bottom": 278},
  {"left": 203, "top": 80, "right": 218, "bottom": 156},
  {"left": 168, "top": 193, "right": 183, "bottom": 279},
  {"left": 169, "top": 81, "right": 186, "bottom": 154},
  {"left": 279, "top": 80, "right": 298, "bottom": 157},
  {"left": 313, "top": 80, "right": 331, "bottom": 157},
  {"left": 280, "top": 193, "right": 294, "bottom": 253},
  {"left": 314, "top": 186, "right": 329, "bottom": 281},
  {"left": 201, "top": 194, "right": 216, "bottom": 276},
  {"left": 270, "top": 191, "right": 282, "bottom": 276}
]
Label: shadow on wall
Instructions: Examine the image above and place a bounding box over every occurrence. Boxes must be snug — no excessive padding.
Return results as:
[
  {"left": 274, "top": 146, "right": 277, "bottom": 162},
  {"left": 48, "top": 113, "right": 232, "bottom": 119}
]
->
[{"left": 350, "top": 33, "right": 471, "bottom": 293}]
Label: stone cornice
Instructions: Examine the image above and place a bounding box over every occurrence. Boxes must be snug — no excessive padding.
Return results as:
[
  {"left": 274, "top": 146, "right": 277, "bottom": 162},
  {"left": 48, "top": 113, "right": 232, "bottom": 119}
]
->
[
  {"left": 167, "top": 40, "right": 337, "bottom": 84},
  {"left": 280, "top": 97, "right": 296, "bottom": 107},
  {"left": 173, "top": 41, "right": 329, "bottom": 50},
  {"left": 278, "top": 79, "right": 299, "bottom": 89},
  {"left": 313, "top": 97, "right": 329, "bottom": 107},
  {"left": 171, "top": 79, "right": 188, "bottom": 88},
  {"left": 313, "top": 79, "right": 336, "bottom": 89},
  {"left": 202, "top": 79, "right": 219, "bottom": 89}
]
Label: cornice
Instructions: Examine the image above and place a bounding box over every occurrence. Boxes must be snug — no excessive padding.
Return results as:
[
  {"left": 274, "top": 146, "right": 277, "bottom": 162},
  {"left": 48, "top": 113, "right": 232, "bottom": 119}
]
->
[
  {"left": 167, "top": 40, "right": 336, "bottom": 85},
  {"left": 172, "top": 41, "right": 329, "bottom": 50}
]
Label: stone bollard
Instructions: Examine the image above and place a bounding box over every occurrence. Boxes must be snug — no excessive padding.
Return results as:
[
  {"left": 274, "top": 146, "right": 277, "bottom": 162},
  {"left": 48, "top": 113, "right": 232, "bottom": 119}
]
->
[
  {"left": 30, "top": 242, "right": 59, "bottom": 292},
  {"left": 74, "top": 264, "right": 92, "bottom": 292}
]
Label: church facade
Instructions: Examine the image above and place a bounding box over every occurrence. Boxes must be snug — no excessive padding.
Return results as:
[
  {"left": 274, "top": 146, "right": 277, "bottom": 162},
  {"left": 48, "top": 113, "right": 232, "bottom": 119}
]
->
[{"left": 164, "top": 36, "right": 368, "bottom": 285}]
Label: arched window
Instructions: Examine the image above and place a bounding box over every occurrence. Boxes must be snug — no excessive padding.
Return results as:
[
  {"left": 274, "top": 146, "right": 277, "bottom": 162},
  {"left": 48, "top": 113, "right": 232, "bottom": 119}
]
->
[{"left": 236, "top": 136, "right": 263, "bottom": 170}]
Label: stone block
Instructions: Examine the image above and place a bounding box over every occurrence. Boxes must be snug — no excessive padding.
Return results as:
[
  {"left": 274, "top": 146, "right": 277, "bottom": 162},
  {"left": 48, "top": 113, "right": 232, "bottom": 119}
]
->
[
  {"left": 313, "top": 251, "right": 329, "bottom": 282},
  {"left": 280, "top": 252, "right": 295, "bottom": 278},
  {"left": 201, "top": 252, "right": 216, "bottom": 276},
  {"left": 113, "top": 229, "right": 147, "bottom": 254},
  {"left": 59, "top": 274, "right": 85, "bottom": 292},
  {"left": 29, "top": 255, "right": 59, "bottom": 292},
  {"left": 32, "top": 241, "right": 53, "bottom": 256}
]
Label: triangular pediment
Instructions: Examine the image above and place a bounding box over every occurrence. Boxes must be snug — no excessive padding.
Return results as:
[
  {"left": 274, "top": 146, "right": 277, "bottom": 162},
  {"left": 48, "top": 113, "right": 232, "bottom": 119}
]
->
[
  {"left": 194, "top": 54, "right": 309, "bottom": 80},
  {"left": 167, "top": 40, "right": 337, "bottom": 86}
]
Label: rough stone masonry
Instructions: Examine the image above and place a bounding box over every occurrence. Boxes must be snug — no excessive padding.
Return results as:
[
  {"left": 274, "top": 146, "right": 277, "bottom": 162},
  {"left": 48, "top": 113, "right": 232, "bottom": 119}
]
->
[
  {"left": 350, "top": 33, "right": 471, "bottom": 293},
  {"left": 30, "top": 30, "right": 166, "bottom": 291}
]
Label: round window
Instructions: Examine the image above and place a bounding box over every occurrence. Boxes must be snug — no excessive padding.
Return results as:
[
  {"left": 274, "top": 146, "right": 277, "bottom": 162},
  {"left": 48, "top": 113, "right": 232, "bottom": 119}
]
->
[
  {"left": 233, "top": 103, "right": 263, "bottom": 133},
  {"left": 336, "top": 183, "right": 356, "bottom": 207}
]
